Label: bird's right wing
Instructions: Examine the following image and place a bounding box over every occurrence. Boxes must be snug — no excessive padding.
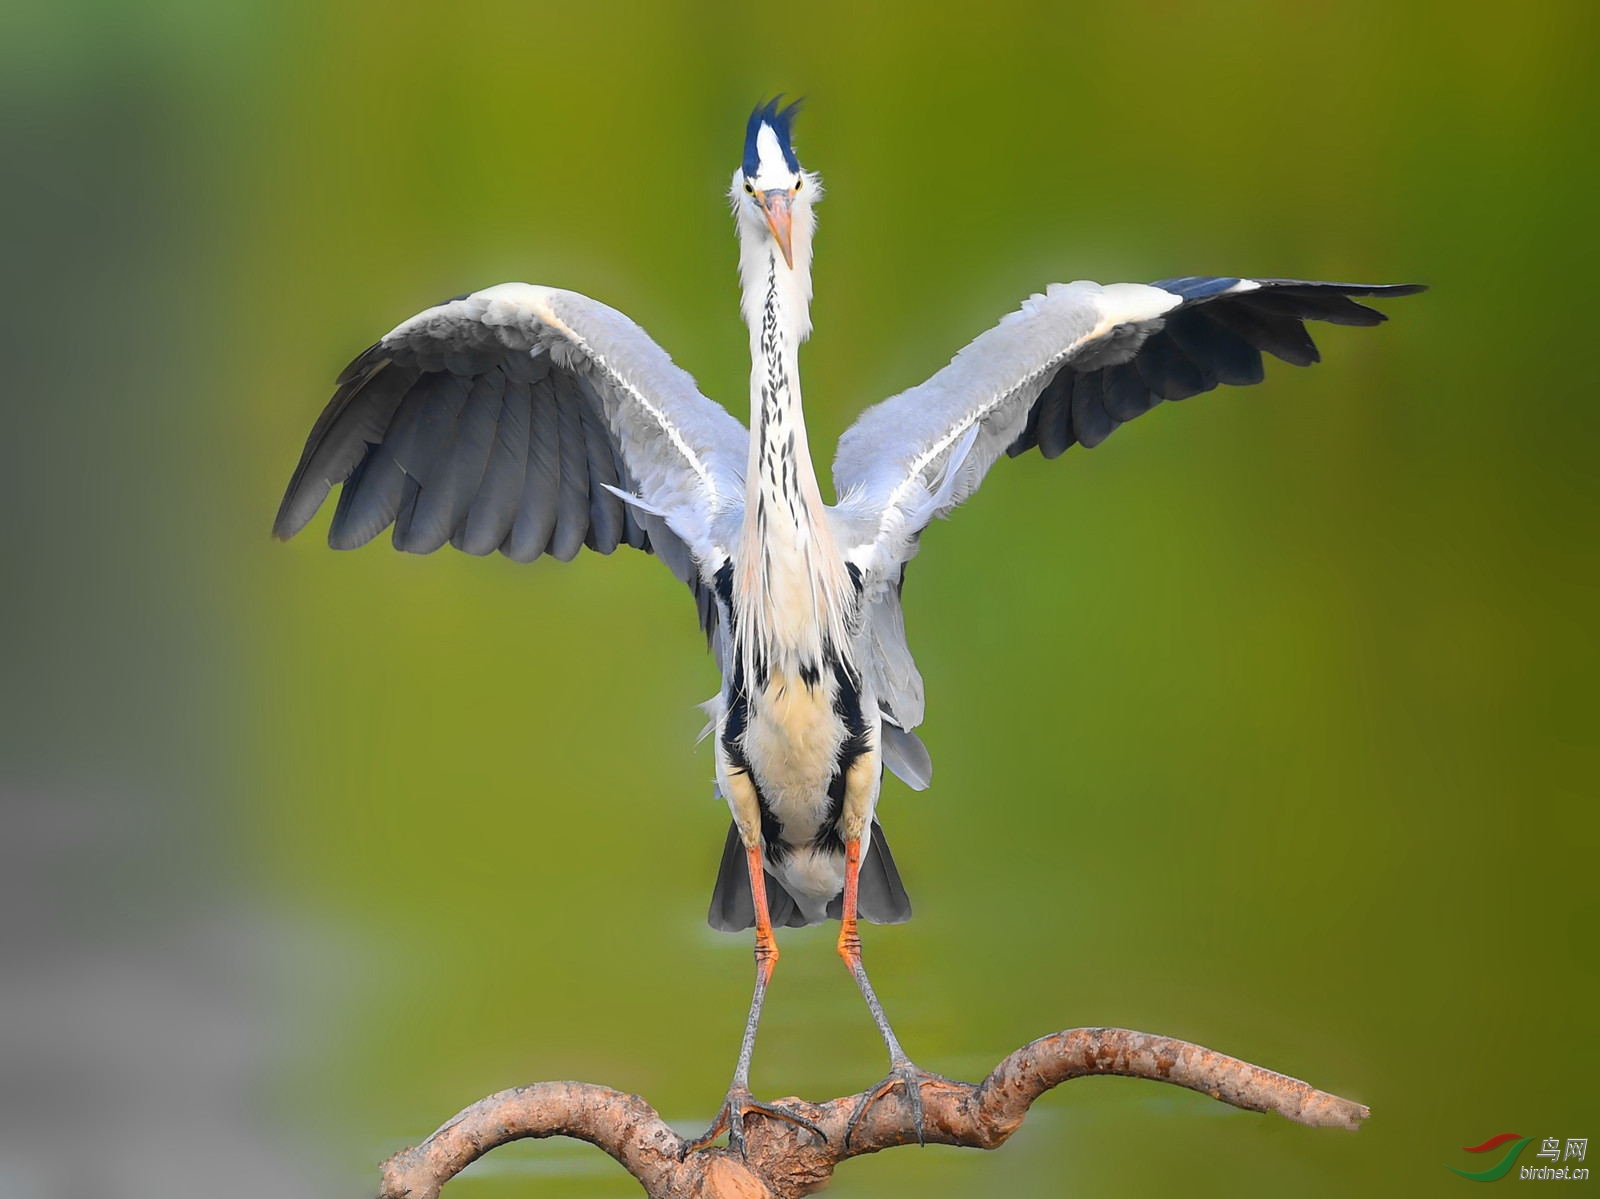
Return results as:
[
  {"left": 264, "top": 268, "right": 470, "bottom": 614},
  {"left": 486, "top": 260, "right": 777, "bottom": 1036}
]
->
[
  {"left": 275, "top": 284, "right": 750, "bottom": 639},
  {"left": 832, "top": 277, "right": 1423, "bottom": 588}
]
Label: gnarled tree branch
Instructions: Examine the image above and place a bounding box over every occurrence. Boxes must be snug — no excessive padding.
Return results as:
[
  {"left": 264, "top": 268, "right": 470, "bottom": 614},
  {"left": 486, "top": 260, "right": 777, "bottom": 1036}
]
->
[{"left": 378, "top": 1027, "right": 1368, "bottom": 1198}]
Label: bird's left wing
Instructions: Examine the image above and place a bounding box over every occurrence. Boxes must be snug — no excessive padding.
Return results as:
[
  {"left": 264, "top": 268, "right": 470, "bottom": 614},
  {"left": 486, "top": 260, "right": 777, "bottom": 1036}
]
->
[
  {"left": 275, "top": 284, "right": 749, "bottom": 633},
  {"left": 831, "top": 276, "right": 1423, "bottom": 587}
]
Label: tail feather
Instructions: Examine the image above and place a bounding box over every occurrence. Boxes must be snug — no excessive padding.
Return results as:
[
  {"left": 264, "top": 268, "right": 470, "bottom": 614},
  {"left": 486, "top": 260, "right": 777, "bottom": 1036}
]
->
[
  {"left": 824, "top": 819, "right": 913, "bottom": 924},
  {"left": 854, "top": 819, "right": 914, "bottom": 924},
  {"left": 706, "top": 822, "right": 810, "bottom": 932},
  {"left": 706, "top": 819, "right": 914, "bottom": 932},
  {"left": 706, "top": 822, "right": 752, "bottom": 931}
]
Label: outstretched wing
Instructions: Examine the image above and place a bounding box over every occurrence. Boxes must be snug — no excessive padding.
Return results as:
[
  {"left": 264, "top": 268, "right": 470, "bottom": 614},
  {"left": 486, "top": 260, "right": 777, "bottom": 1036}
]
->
[
  {"left": 832, "top": 276, "right": 1424, "bottom": 584},
  {"left": 830, "top": 276, "right": 1422, "bottom": 763},
  {"left": 275, "top": 283, "right": 749, "bottom": 636}
]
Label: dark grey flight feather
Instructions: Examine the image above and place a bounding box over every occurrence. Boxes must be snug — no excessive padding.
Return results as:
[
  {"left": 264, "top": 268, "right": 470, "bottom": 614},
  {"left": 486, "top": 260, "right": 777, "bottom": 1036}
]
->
[
  {"left": 549, "top": 372, "right": 591, "bottom": 562},
  {"left": 999, "top": 279, "right": 1424, "bottom": 461},
  {"left": 275, "top": 284, "right": 748, "bottom": 651},
  {"left": 275, "top": 353, "right": 411, "bottom": 537},
  {"left": 503, "top": 377, "right": 561, "bottom": 563},
  {"left": 1201, "top": 300, "right": 1320, "bottom": 368},
  {"left": 615, "top": 452, "right": 649, "bottom": 551},
  {"left": 327, "top": 383, "right": 430, "bottom": 549},
  {"left": 575, "top": 377, "right": 626, "bottom": 554},
  {"left": 1131, "top": 326, "right": 1209, "bottom": 403},
  {"left": 417, "top": 369, "right": 502, "bottom": 552},
  {"left": 1032, "top": 370, "right": 1073, "bottom": 459},
  {"left": 1102, "top": 360, "right": 1160, "bottom": 422},
  {"left": 404, "top": 371, "right": 502, "bottom": 554},
  {"left": 1169, "top": 310, "right": 1264, "bottom": 387},
  {"left": 1069, "top": 368, "right": 1116, "bottom": 449},
  {"left": 391, "top": 372, "right": 473, "bottom": 552},
  {"left": 454, "top": 373, "right": 530, "bottom": 555}
]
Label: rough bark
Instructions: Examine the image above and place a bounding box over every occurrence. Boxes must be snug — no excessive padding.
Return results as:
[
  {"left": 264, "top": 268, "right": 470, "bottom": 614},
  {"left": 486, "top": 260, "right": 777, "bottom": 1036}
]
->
[{"left": 377, "top": 1027, "right": 1367, "bottom": 1198}]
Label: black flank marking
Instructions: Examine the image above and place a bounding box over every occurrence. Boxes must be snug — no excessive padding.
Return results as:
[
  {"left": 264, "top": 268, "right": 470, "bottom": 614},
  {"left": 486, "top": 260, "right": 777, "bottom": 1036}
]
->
[
  {"left": 720, "top": 531, "right": 758, "bottom": 688},
  {"left": 722, "top": 683, "right": 749, "bottom": 746},
  {"left": 759, "top": 799, "right": 787, "bottom": 864},
  {"left": 814, "top": 657, "right": 872, "bottom": 852},
  {"left": 813, "top": 773, "right": 847, "bottom": 856},
  {"left": 713, "top": 559, "right": 735, "bottom": 616},
  {"left": 720, "top": 688, "right": 786, "bottom": 864}
]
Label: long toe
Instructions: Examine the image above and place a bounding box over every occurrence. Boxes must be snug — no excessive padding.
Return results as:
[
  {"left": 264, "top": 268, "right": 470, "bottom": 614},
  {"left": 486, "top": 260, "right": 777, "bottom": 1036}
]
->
[
  {"left": 683, "top": 1087, "right": 827, "bottom": 1159},
  {"left": 844, "top": 1060, "right": 941, "bottom": 1150},
  {"left": 680, "top": 1103, "right": 730, "bottom": 1159}
]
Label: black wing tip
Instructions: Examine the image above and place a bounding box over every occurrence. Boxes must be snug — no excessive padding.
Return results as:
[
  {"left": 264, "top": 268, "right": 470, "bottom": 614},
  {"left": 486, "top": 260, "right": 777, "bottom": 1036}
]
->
[
  {"left": 1324, "top": 281, "right": 1426, "bottom": 298},
  {"left": 1271, "top": 279, "right": 1428, "bottom": 298}
]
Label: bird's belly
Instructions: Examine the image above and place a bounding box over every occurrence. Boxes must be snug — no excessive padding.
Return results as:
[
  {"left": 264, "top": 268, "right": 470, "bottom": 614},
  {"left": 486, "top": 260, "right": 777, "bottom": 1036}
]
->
[
  {"left": 741, "top": 672, "right": 845, "bottom": 844},
  {"left": 770, "top": 846, "right": 847, "bottom": 912}
]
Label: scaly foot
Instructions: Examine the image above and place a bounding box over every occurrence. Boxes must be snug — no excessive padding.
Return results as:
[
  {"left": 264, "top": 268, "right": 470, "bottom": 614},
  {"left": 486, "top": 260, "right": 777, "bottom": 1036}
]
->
[
  {"left": 680, "top": 1086, "right": 827, "bottom": 1159},
  {"left": 844, "top": 1059, "right": 941, "bottom": 1149}
]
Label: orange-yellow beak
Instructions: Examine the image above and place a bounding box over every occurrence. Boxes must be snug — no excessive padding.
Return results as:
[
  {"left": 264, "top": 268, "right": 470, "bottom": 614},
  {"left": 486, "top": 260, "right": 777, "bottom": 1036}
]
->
[{"left": 757, "top": 189, "right": 795, "bottom": 269}]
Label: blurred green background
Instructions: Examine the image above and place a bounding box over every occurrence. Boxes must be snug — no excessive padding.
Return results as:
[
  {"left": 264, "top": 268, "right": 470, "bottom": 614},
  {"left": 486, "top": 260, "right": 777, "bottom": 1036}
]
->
[{"left": 3, "top": 1, "right": 1596, "bottom": 1196}]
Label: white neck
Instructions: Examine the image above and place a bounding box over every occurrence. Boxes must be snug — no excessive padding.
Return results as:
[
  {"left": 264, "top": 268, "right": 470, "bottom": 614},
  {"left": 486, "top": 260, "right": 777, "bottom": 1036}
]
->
[{"left": 731, "top": 207, "right": 854, "bottom": 689}]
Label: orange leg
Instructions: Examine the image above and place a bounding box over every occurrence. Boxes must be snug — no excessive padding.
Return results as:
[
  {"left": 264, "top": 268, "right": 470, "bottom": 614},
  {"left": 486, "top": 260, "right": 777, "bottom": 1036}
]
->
[
  {"left": 749, "top": 844, "right": 779, "bottom": 986},
  {"left": 836, "top": 838, "right": 862, "bottom": 971}
]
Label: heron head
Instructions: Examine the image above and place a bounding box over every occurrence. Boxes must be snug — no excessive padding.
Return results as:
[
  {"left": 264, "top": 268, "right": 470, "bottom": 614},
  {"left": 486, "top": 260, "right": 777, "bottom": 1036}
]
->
[{"left": 732, "top": 97, "right": 818, "bottom": 271}]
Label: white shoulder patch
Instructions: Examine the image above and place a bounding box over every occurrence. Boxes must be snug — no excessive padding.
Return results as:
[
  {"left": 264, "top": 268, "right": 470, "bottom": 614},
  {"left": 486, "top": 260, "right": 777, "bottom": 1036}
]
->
[{"left": 1096, "top": 282, "right": 1185, "bottom": 325}]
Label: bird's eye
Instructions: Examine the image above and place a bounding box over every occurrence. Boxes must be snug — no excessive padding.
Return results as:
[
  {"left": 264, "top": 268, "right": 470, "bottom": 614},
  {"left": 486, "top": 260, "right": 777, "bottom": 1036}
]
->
[
  {"left": 794, "top": 177, "right": 803, "bottom": 191},
  {"left": 743, "top": 180, "right": 754, "bottom": 195}
]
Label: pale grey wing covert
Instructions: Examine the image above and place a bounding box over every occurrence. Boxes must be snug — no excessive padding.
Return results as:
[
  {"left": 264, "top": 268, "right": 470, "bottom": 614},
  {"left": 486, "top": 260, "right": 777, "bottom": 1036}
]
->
[
  {"left": 274, "top": 283, "right": 749, "bottom": 642},
  {"left": 832, "top": 276, "right": 1425, "bottom": 759}
]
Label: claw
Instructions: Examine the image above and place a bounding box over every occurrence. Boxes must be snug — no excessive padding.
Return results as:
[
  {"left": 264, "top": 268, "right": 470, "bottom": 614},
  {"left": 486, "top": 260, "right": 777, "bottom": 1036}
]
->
[
  {"left": 679, "top": 1105, "right": 729, "bottom": 1159},
  {"left": 683, "top": 1087, "right": 827, "bottom": 1158},
  {"left": 844, "top": 1060, "right": 936, "bottom": 1150}
]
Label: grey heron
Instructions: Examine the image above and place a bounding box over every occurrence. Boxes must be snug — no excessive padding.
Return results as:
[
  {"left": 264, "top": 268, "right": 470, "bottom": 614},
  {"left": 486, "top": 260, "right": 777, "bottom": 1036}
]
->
[{"left": 274, "top": 97, "right": 1421, "bottom": 1153}]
